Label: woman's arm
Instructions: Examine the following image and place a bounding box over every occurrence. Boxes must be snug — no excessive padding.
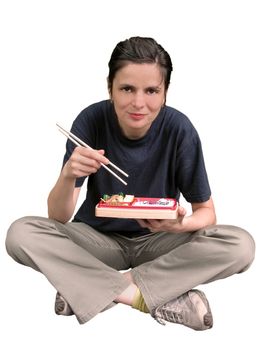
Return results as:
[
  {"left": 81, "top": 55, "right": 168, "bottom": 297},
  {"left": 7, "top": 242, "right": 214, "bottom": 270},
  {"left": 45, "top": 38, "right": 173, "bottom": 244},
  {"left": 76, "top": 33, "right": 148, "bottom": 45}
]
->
[
  {"left": 47, "top": 174, "right": 81, "bottom": 223},
  {"left": 181, "top": 197, "right": 216, "bottom": 232}
]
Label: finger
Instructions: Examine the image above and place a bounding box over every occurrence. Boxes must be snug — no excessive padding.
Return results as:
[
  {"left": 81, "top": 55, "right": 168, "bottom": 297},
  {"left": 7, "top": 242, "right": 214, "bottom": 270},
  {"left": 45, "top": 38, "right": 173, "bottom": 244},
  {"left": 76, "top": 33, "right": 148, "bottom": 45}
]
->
[
  {"left": 136, "top": 219, "right": 148, "bottom": 228},
  {"left": 67, "top": 149, "right": 105, "bottom": 177},
  {"left": 146, "top": 219, "right": 163, "bottom": 226},
  {"left": 77, "top": 147, "right": 110, "bottom": 165},
  {"left": 177, "top": 205, "right": 187, "bottom": 217},
  {"left": 73, "top": 153, "right": 101, "bottom": 171}
]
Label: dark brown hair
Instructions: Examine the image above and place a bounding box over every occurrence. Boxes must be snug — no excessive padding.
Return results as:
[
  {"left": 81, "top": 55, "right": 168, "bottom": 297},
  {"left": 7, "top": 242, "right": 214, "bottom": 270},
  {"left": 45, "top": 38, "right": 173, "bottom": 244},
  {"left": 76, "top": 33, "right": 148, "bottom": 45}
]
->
[{"left": 107, "top": 36, "right": 173, "bottom": 94}]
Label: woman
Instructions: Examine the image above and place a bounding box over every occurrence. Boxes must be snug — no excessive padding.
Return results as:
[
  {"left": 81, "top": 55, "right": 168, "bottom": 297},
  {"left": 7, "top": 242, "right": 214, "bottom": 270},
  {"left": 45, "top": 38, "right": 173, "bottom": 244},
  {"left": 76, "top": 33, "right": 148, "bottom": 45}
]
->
[{"left": 6, "top": 36, "right": 255, "bottom": 331}]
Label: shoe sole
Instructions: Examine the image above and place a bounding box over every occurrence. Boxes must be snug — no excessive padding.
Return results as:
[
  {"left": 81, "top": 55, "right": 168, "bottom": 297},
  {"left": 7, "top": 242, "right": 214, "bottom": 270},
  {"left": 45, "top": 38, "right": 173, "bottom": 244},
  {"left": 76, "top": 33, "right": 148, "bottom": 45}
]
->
[{"left": 190, "top": 289, "right": 213, "bottom": 330}]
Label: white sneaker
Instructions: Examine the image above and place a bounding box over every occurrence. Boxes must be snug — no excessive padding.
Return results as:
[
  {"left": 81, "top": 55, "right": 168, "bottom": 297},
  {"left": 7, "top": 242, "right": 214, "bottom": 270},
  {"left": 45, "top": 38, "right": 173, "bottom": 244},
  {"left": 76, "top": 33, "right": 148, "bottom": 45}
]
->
[{"left": 153, "top": 289, "right": 213, "bottom": 331}]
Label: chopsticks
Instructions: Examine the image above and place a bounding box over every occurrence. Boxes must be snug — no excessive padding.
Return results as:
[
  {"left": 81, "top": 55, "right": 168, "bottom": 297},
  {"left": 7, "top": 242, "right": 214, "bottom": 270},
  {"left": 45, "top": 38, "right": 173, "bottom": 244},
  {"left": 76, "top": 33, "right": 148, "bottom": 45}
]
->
[{"left": 56, "top": 123, "right": 128, "bottom": 186}]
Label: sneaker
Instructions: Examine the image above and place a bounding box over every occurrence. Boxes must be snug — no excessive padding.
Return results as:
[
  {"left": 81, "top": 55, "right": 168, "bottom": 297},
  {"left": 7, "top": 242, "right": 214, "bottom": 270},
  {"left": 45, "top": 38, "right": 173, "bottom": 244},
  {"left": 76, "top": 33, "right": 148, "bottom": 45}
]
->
[
  {"left": 152, "top": 289, "right": 213, "bottom": 331},
  {"left": 55, "top": 292, "right": 74, "bottom": 316}
]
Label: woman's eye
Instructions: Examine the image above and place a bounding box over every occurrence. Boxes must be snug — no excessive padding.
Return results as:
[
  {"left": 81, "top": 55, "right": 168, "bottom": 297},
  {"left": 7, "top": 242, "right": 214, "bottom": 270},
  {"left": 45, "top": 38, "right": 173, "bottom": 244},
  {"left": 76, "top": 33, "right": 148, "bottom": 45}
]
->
[
  {"left": 147, "top": 88, "right": 158, "bottom": 95},
  {"left": 121, "top": 86, "right": 133, "bottom": 92}
]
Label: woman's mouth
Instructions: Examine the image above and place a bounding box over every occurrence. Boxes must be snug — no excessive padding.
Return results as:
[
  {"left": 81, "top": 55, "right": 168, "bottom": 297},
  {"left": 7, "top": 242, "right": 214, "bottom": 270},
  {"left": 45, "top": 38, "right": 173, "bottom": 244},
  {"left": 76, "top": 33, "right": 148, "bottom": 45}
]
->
[{"left": 129, "top": 113, "right": 145, "bottom": 121}]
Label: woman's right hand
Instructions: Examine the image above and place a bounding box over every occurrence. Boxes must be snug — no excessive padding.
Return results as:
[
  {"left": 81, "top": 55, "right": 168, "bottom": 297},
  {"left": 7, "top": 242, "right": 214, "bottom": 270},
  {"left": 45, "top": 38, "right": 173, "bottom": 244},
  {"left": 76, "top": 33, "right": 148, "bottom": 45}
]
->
[
  {"left": 47, "top": 146, "right": 109, "bottom": 223},
  {"left": 62, "top": 146, "right": 110, "bottom": 179}
]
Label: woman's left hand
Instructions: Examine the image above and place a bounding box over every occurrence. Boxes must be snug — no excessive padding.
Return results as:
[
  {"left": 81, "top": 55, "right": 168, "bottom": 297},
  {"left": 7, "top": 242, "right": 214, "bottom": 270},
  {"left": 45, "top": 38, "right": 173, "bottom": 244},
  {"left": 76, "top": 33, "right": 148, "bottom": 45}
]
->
[
  {"left": 137, "top": 198, "right": 216, "bottom": 234},
  {"left": 137, "top": 205, "right": 187, "bottom": 234}
]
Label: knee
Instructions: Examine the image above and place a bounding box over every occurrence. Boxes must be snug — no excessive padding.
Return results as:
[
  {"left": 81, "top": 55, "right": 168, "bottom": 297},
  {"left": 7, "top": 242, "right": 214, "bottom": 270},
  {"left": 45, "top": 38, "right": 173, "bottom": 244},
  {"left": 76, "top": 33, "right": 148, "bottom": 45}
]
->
[
  {"left": 213, "top": 225, "right": 255, "bottom": 272},
  {"left": 6, "top": 216, "right": 41, "bottom": 260}
]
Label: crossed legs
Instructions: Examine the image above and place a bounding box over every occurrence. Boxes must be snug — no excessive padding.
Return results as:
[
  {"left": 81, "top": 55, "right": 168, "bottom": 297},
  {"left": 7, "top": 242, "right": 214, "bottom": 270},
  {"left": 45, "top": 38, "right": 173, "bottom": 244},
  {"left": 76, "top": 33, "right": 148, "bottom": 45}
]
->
[{"left": 6, "top": 216, "right": 255, "bottom": 329}]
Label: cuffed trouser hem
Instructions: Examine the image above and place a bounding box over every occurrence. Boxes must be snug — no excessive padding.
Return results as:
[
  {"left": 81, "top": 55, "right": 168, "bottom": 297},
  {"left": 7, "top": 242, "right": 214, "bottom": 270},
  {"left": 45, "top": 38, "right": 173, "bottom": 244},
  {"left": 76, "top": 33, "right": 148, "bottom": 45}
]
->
[
  {"left": 131, "top": 270, "right": 160, "bottom": 314},
  {"left": 75, "top": 281, "right": 130, "bottom": 324}
]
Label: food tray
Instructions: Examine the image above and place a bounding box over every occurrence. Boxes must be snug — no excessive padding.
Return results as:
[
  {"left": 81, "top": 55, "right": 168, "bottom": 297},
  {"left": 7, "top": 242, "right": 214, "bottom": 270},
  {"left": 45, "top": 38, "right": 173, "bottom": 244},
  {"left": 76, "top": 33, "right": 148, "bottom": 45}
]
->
[{"left": 95, "top": 197, "right": 178, "bottom": 219}]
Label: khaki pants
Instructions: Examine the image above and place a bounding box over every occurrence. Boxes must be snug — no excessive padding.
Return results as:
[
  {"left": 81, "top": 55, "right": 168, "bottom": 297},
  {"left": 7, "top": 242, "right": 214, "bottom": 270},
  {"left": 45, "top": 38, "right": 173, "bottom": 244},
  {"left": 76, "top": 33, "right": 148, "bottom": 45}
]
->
[{"left": 6, "top": 216, "right": 255, "bottom": 324}]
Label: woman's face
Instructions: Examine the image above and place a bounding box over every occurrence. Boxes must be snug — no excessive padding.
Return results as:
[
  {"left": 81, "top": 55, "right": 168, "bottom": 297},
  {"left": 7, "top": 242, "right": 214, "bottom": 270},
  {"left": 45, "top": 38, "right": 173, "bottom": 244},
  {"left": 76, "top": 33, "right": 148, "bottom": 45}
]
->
[{"left": 111, "top": 63, "right": 166, "bottom": 139}]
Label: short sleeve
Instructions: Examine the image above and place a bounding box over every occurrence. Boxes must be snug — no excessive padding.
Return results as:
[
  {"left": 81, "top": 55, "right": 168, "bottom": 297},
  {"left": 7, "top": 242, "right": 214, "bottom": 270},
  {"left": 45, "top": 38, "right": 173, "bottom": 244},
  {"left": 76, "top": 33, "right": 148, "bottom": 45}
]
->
[{"left": 175, "top": 127, "right": 211, "bottom": 203}]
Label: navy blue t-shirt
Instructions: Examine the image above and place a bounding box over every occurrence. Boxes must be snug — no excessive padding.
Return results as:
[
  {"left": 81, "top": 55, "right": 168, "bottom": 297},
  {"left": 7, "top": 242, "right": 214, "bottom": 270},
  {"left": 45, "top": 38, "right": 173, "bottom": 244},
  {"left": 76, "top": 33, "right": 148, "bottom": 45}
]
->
[{"left": 62, "top": 100, "right": 211, "bottom": 236}]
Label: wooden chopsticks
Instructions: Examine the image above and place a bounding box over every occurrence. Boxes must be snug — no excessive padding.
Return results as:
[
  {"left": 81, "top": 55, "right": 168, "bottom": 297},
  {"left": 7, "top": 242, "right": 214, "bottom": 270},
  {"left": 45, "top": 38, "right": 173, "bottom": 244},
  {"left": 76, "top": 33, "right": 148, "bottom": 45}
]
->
[{"left": 56, "top": 123, "right": 128, "bottom": 186}]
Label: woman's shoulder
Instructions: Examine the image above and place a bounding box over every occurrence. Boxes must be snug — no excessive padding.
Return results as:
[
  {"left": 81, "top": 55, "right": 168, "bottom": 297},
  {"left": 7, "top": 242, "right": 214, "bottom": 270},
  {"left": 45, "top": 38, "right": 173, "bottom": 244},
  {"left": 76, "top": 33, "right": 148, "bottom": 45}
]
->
[
  {"left": 79, "top": 99, "right": 111, "bottom": 117},
  {"left": 72, "top": 100, "right": 111, "bottom": 126},
  {"left": 163, "top": 105, "right": 196, "bottom": 132}
]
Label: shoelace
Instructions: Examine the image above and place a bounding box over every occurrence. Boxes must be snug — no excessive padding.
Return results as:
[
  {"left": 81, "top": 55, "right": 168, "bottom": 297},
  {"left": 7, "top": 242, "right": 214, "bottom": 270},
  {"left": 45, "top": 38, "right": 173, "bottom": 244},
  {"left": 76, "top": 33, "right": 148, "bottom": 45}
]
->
[{"left": 153, "top": 306, "right": 183, "bottom": 325}]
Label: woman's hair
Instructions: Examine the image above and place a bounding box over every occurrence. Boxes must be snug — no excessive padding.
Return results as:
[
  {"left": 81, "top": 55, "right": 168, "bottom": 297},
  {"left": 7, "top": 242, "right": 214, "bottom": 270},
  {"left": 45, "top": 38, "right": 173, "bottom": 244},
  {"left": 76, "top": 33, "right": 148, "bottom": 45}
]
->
[{"left": 107, "top": 36, "right": 173, "bottom": 94}]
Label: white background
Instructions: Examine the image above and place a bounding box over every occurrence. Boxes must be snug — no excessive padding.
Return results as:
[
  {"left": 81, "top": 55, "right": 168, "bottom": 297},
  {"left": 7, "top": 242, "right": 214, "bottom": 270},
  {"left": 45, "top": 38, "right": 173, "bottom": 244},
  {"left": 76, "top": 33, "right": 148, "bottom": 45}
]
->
[{"left": 1, "top": 0, "right": 262, "bottom": 349}]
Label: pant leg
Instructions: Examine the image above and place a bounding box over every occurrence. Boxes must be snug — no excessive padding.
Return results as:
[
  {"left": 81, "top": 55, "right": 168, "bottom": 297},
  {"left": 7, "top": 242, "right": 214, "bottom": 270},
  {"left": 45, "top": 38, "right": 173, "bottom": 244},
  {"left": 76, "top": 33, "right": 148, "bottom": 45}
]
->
[
  {"left": 130, "top": 225, "right": 255, "bottom": 312},
  {"left": 5, "top": 216, "right": 131, "bottom": 324}
]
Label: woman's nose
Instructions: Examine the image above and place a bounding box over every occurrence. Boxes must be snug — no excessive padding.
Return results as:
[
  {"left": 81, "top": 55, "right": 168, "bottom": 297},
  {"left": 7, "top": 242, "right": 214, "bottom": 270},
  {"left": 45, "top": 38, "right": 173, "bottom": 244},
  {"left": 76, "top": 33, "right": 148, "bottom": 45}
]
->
[{"left": 131, "top": 92, "right": 145, "bottom": 109}]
